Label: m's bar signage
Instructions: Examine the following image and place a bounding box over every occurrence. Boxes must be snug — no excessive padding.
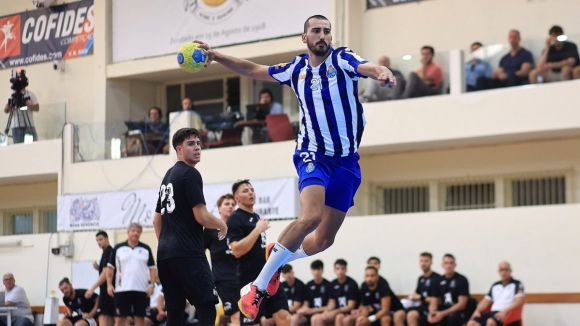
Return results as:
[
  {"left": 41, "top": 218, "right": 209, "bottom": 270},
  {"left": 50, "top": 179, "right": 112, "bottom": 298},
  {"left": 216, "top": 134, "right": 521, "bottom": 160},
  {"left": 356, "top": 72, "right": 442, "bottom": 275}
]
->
[{"left": 367, "top": 0, "right": 421, "bottom": 9}]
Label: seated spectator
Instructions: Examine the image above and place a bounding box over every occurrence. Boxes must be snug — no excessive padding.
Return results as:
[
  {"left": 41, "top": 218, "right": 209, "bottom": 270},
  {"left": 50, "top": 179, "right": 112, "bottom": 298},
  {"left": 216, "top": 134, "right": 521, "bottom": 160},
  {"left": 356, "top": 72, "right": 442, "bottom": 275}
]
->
[
  {"left": 478, "top": 30, "right": 534, "bottom": 89},
  {"left": 0, "top": 273, "right": 33, "bottom": 326},
  {"left": 366, "top": 256, "right": 388, "bottom": 286},
  {"left": 402, "top": 46, "right": 443, "bottom": 98},
  {"left": 259, "top": 88, "right": 283, "bottom": 115},
  {"left": 312, "top": 259, "right": 359, "bottom": 326},
  {"left": 340, "top": 266, "right": 405, "bottom": 326},
  {"left": 57, "top": 278, "right": 99, "bottom": 326},
  {"left": 124, "top": 106, "right": 169, "bottom": 156},
  {"left": 468, "top": 262, "right": 524, "bottom": 326},
  {"left": 291, "top": 260, "right": 331, "bottom": 326},
  {"left": 362, "top": 56, "right": 406, "bottom": 102},
  {"left": 529, "top": 25, "right": 580, "bottom": 84},
  {"left": 406, "top": 252, "right": 441, "bottom": 326},
  {"left": 144, "top": 280, "right": 166, "bottom": 326},
  {"left": 426, "top": 254, "right": 470, "bottom": 326},
  {"left": 281, "top": 264, "right": 306, "bottom": 314},
  {"left": 466, "top": 42, "right": 492, "bottom": 92},
  {"left": 181, "top": 97, "right": 204, "bottom": 130}
]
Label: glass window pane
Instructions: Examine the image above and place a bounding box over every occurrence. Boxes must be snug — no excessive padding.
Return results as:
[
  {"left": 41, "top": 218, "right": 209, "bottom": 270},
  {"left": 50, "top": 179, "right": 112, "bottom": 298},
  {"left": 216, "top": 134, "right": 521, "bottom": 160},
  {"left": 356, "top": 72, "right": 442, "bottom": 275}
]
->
[
  {"left": 46, "top": 211, "right": 57, "bottom": 233},
  {"left": 13, "top": 214, "right": 33, "bottom": 235}
]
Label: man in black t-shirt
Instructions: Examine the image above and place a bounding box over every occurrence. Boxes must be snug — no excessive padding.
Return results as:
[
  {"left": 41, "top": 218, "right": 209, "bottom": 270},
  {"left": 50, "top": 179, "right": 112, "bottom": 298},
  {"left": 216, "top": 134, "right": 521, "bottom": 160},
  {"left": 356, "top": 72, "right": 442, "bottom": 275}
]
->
[
  {"left": 57, "top": 278, "right": 99, "bottom": 326},
  {"left": 85, "top": 231, "right": 114, "bottom": 326},
  {"left": 366, "top": 257, "right": 389, "bottom": 286},
  {"left": 292, "top": 260, "right": 331, "bottom": 326},
  {"left": 530, "top": 25, "right": 580, "bottom": 84},
  {"left": 426, "top": 254, "right": 470, "bottom": 326},
  {"left": 152, "top": 128, "right": 227, "bottom": 326},
  {"left": 341, "top": 266, "right": 405, "bottom": 326},
  {"left": 281, "top": 264, "right": 306, "bottom": 314},
  {"left": 407, "top": 252, "right": 441, "bottom": 326},
  {"left": 226, "top": 180, "right": 290, "bottom": 326},
  {"left": 204, "top": 193, "right": 240, "bottom": 326},
  {"left": 313, "top": 259, "right": 359, "bottom": 326}
]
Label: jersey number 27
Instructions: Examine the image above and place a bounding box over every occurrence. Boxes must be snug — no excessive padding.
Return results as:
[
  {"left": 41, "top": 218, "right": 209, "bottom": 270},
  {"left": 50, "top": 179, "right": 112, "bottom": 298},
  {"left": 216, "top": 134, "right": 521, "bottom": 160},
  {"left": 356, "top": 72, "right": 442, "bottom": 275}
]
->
[{"left": 159, "top": 183, "right": 175, "bottom": 215}]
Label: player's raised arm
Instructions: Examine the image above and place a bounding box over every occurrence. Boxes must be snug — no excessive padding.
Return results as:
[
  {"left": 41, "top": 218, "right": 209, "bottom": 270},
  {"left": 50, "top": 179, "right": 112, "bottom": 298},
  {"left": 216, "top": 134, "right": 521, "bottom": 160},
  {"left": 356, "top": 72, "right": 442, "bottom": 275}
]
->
[
  {"left": 195, "top": 40, "right": 277, "bottom": 83},
  {"left": 357, "top": 62, "right": 397, "bottom": 87}
]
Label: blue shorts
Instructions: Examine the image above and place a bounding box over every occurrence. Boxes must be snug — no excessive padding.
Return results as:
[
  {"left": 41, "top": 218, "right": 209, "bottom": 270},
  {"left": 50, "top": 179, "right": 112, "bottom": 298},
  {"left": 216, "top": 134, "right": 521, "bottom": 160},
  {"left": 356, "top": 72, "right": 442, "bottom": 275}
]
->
[{"left": 293, "top": 150, "right": 361, "bottom": 212}]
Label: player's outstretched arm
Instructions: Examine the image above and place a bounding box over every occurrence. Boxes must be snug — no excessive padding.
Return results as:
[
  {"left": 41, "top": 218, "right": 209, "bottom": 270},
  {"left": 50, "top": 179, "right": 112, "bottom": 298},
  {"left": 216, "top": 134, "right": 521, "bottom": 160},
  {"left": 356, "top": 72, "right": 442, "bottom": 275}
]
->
[
  {"left": 195, "top": 40, "right": 277, "bottom": 83},
  {"left": 357, "top": 62, "right": 396, "bottom": 87},
  {"left": 192, "top": 203, "right": 227, "bottom": 240}
]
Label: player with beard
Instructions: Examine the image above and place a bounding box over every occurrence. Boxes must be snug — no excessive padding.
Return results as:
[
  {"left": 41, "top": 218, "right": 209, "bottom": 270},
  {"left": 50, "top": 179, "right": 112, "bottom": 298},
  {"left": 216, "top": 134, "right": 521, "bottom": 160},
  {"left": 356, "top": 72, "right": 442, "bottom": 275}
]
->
[
  {"left": 58, "top": 278, "right": 99, "bottom": 326},
  {"left": 196, "top": 15, "right": 396, "bottom": 320},
  {"left": 204, "top": 194, "right": 240, "bottom": 326}
]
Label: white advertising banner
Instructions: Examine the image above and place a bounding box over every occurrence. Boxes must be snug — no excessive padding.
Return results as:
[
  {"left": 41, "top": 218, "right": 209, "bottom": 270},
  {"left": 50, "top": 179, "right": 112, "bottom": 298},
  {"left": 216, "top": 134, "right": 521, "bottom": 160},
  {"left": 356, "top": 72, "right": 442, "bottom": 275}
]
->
[
  {"left": 112, "top": 0, "right": 329, "bottom": 62},
  {"left": 57, "top": 177, "right": 299, "bottom": 231}
]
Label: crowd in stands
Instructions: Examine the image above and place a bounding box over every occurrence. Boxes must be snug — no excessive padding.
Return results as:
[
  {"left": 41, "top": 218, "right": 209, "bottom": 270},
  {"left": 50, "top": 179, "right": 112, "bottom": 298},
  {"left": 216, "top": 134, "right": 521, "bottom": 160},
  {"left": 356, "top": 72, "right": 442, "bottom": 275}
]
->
[{"left": 361, "top": 25, "right": 580, "bottom": 102}]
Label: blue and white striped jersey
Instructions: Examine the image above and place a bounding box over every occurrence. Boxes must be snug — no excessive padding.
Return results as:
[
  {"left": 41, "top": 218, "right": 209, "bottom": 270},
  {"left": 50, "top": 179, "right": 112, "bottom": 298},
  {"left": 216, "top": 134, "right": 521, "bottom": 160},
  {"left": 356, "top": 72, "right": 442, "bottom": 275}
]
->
[{"left": 269, "top": 47, "right": 368, "bottom": 157}]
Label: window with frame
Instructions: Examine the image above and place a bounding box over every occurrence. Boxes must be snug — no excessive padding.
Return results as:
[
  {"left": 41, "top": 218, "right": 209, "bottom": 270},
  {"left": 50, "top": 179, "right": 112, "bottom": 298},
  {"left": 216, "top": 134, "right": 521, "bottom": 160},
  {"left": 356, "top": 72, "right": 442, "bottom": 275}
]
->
[
  {"left": 383, "top": 186, "right": 429, "bottom": 214},
  {"left": 12, "top": 213, "right": 33, "bottom": 235},
  {"left": 444, "top": 182, "right": 495, "bottom": 211},
  {"left": 511, "top": 176, "right": 565, "bottom": 207}
]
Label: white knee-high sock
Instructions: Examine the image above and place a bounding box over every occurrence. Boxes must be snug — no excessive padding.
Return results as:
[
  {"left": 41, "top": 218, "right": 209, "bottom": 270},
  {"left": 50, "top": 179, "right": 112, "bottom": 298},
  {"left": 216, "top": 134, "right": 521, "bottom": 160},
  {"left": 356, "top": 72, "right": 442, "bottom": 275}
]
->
[
  {"left": 253, "top": 242, "right": 293, "bottom": 291},
  {"left": 286, "top": 245, "right": 309, "bottom": 263}
]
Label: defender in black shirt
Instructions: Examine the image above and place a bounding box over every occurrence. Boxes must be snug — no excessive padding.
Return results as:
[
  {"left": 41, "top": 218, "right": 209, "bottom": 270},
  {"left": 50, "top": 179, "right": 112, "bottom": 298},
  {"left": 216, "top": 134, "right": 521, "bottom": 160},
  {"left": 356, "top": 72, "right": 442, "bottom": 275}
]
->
[
  {"left": 85, "top": 231, "right": 114, "bottom": 326},
  {"left": 407, "top": 252, "right": 441, "bottom": 326},
  {"left": 153, "top": 128, "right": 226, "bottom": 326},
  {"left": 203, "top": 193, "right": 240, "bottom": 325},
  {"left": 313, "top": 259, "right": 359, "bottom": 326},
  {"left": 343, "top": 267, "right": 405, "bottom": 326},
  {"left": 226, "top": 180, "right": 290, "bottom": 326},
  {"left": 292, "top": 260, "right": 330, "bottom": 326},
  {"left": 426, "top": 254, "right": 470, "bottom": 326},
  {"left": 58, "top": 278, "right": 99, "bottom": 326}
]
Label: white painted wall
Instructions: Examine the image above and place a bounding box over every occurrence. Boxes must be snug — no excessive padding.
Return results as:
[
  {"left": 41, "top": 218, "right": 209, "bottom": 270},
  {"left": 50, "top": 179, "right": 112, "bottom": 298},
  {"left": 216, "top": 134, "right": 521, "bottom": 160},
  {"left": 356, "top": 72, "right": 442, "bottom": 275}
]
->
[{"left": 1, "top": 205, "right": 579, "bottom": 325}]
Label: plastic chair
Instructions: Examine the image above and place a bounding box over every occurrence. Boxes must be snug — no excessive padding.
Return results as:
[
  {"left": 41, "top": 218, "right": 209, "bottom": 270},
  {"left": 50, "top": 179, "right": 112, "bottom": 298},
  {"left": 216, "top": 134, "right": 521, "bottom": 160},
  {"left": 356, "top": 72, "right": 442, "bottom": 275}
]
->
[
  {"left": 265, "top": 114, "right": 295, "bottom": 142},
  {"left": 481, "top": 300, "right": 524, "bottom": 326},
  {"left": 204, "top": 127, "right": 243, "bottom": 148}
]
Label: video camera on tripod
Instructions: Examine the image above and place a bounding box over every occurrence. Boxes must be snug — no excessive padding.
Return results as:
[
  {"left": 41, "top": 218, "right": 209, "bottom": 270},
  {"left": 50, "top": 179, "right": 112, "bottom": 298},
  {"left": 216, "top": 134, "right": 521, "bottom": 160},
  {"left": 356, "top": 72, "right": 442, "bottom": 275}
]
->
[{"left": 2, "top": 69, "right": 34, "bottom": 144}]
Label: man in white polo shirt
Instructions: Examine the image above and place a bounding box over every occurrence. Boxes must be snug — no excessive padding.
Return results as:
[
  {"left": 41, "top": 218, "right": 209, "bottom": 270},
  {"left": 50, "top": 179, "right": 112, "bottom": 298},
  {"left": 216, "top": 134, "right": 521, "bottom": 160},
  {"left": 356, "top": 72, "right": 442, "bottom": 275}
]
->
[
  {"left": 107, "top": 223, "right": 157, "bottom": 326},
  {"left": 0, "top": 273, "right": 33, "bottom": 326},
  {"left": 467, "top": 261, "right": 524, "bottom": 326}
]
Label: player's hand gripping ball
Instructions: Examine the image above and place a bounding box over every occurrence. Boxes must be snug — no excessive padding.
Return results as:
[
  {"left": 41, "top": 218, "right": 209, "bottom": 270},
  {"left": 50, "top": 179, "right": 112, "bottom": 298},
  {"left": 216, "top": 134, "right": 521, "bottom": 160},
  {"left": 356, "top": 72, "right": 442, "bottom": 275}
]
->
[{"left": 177, "top": 42, "right": 208, "bottom": 73}]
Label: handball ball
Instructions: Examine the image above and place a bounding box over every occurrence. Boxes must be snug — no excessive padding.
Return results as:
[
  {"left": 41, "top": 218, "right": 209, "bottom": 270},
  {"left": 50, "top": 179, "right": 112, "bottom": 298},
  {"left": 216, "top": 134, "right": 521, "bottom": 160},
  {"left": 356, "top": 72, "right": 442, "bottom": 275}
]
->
[{"left": 177, "top": 42, "right": 208, "bottom": 73}]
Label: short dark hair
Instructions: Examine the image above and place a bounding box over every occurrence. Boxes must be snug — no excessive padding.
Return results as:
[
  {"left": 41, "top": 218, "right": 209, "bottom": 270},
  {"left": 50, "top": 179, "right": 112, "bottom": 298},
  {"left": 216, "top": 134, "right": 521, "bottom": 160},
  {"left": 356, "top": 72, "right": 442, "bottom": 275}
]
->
[
  {"left": 282, "top": 264, "right": 293, "bottom": 274},
  {"left": 259, "top": 88, "right": 274, "bottom": 102},
  {"left": 549, "top": 25, "right": 564, "bottom": 36},
  {"left": 149, "top": 106, "right": 162, "bottom": 117},
  {"left": 367, "top": 256, "right": 381, "bottom": 264},
  {"left": 304, "top": 14, "right": 331, "bottom": 33},
  {"left": 443, "top": 253, "right": 455, "bottom": 261},
  {"left": 420, "top": 252, "right": 433, "bottom": 260},
  {"left": 334, "top": 259, "right": 347, "bottom": 267},
  {"left": 172, "top": 128, "right": 201, "bottom": 150},
  {"left": 217, "top": 194, "right": 235, "bottom": 208},
  {"left": 310, "top": 259, "right": 324, "bottom": 270},
  {"left": 421, "top": 46, "right": 435, "bottom": 55},
  {"left": 365, "top": 266, "right": 378, "bottom": 274},
  {"left": 59, "top": 277, "right": 71, "bottom": 286},
  {"left": 232, "top": 179, "right": 251, "bottom": 195},
  {"left": 96, "top": 230, "right": 108, "bottom": 238},
  {"left": 471, "top": 42, "right": 483, "bottom": 49}
]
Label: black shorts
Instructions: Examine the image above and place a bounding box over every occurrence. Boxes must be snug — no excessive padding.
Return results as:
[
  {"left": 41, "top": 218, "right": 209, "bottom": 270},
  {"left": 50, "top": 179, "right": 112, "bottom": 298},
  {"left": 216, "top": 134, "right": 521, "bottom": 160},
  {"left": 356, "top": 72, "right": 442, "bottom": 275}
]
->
[
  {"left": 114, "top": 291, "right": 148, "bottom": 317},
  {"left": 473, "top": 311, "right": 517, "bottom": 326},
  {"left": 407, "top": 305, "right": 429, "bottom": 317},
  {"left": 65, "top": 315, "right": 97, "bottom": 326},
  {"left": 97, "top": 292, "right": 115, "bottom": 317},
  {"left": 239, "top": 286, "right": 288, "bottom": 326},
  {"left": 145, "top": 308, "right": 166, "bottom": 326},
  {"left": 215, "top": 280, "right": 240, "bottom": 316},
  {"left": 158, "top": 257, "right": 219, "bottom": 310}
]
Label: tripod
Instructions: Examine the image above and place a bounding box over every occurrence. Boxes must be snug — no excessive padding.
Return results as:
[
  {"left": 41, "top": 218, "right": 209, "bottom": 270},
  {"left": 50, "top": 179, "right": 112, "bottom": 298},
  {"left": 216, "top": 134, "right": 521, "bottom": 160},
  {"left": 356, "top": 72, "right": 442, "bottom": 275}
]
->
[{"left": 4, "top": 91, "right": 35, "bottom": 144}]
